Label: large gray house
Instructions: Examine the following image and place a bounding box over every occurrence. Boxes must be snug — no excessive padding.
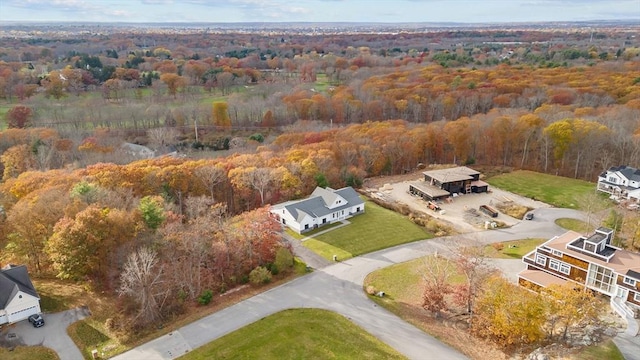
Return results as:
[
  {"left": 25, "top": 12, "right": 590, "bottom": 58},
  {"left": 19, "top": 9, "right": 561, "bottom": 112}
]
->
[{"left": 270, "top": 187, "right": 365, "bottom": 234}]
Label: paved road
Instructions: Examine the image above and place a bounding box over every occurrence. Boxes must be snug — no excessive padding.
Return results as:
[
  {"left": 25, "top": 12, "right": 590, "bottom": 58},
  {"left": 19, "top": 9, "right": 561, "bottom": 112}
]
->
[{"left": 114, "top": 208, "right": 583, "bottom": 360}]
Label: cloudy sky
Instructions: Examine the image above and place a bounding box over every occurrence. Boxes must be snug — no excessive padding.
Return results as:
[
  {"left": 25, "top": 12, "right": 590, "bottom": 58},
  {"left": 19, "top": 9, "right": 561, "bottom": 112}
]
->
[{"left": 1, "top": 0, "right": 638, "bottom": 23}]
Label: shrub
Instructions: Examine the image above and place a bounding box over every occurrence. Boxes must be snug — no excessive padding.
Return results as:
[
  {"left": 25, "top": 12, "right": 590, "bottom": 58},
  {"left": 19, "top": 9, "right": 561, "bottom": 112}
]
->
[
  {"left": 197, "top": 289, "right": 213, "bottom": 305},
  {"left": 267, "top": 263, "right": 279, "bottom": 275},
  {"left": 249, "top": 266, "right": 272, "bottom": 285},
  {"left": 274, "top": 247, "right": 294, "bottom": 273},
  {"left": 366, "top": 285, "right": 377, "bottom": 295},
  {"left": 492, "top": 243, "right": 505, "bottom": 251}
]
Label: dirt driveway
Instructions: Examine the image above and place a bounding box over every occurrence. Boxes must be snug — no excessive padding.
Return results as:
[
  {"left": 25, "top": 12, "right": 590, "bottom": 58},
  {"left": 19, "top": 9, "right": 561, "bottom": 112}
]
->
[
  {"left": 0, "top": 307, "right": 90, "bottom": 360},
  {"left": 363, "top": 173, "right": 552, "bottom": 234}
]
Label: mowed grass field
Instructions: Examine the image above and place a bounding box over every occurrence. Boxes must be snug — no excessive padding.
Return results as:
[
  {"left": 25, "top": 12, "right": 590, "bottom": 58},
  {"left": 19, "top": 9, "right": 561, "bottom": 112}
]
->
[
  {"left": 178, "top": 308, "right": 406, "bottom": 360},
  {"left": 486, "top": 170, "right": 598, "bottom": 209},
  {"left": 365, "top": 256, "right": 464, "bottom": 306},
  {"left": 303, "top": 200, "right": 433, "bottom": 261},
  {"left": 484, "top": 238, "right": 547, "bottom": 259}
]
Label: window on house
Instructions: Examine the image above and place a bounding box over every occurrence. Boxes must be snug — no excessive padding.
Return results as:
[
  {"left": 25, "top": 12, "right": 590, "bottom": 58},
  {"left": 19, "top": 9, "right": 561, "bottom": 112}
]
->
[
  {"left": 559, "top": 263, "right": 571, "bottom": 275},
  {"left": 535, "top": 254, "right": 547, "bottom": 266},
  {"left": 587, "top": 264, "right": 616, "bottom": 294},
  {"left": 635, "top": 292, "right": 640, "bottom": 302},
  {"left": 608, "top": 176, "right": 616, "bottom": 183},
  {"left": 549, "top": 259, "right": 560, "bottom": 271},
  {"left": 624, "top": 277, "right": 637, "bottom": 287},
  {"left": 552, "top": 249, "right": 562, "bottom": 257}
]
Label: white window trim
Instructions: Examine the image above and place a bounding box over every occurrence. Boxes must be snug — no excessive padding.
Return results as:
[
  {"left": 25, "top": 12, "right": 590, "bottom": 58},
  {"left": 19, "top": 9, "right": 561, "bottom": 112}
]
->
[
  {"left": 535, "top": 253, "right": 547, "bottom": 266},
  {"left": 549, "top": 259, "right": 560, "bottom": 271},
  {"left": 635, "top": 292, "right": 640, "bottom": 302},
  {"left": 624, "top": 277, "right": 637, "bottom": 287},
  {"left": 559, "top": 263, "right": 571, "bottom": 275},
  {"left": 552, "top": 249, "right": 562, "bottom": 257}
]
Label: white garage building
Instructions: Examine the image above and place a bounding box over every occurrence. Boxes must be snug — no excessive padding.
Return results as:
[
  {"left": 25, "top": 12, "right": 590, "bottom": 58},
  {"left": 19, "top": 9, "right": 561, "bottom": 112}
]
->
[{"left": 0, "top": 265, "right": 41, "bottom": 325}]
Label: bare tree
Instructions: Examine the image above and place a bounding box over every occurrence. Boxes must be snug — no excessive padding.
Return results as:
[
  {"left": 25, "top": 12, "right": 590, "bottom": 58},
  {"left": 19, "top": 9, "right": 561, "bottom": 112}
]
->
[
  {"left": 147, "top": 127, "right": 179, "bottom": 151},
  {"left": 420, "top": 254, "right": 454, "bottom": 318},
  {"left": 450, "top": 241, "right": 495, "bottom": 319},
  {"left": 194, "top": 164, "right": 226, "bottom": 201},
  {"left": 118, "top": 247, "right": 168, "bottom": 326}
]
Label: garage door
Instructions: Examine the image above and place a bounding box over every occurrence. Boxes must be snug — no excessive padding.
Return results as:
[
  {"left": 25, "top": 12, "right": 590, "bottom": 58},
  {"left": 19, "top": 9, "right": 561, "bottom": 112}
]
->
[{"left": 8, "top": 305, "right": 38, "bottom": 323}]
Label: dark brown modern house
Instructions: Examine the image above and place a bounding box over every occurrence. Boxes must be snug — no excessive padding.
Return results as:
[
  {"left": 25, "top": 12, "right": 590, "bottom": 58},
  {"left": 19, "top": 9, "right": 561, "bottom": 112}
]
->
[
  {"left": 408, "top": 166, "right": 489, "bottom": 201},
  {"left": 518, "top": 228, "right": 640, "bottom": 333}
]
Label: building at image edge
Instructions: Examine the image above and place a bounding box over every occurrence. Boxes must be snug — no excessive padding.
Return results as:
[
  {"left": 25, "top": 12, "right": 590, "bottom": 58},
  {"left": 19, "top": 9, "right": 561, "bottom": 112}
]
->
[
  {"left": 518, "top": 228, "right": 640, "bottom": 318},
  {"left": 0, "top": 265, "right": 42, "bottom": 325}
]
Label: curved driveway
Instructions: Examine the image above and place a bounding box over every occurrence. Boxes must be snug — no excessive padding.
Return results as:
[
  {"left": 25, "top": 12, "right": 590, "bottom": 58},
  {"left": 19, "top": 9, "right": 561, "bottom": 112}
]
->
[{"left": 113, "top": 208, "right": 584, "bottom": 360}]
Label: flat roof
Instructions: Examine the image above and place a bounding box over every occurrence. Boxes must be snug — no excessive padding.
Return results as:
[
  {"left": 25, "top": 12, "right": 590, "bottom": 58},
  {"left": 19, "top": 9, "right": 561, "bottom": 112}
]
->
[
  {"left": 519, "top": 269, "right": 569, "bottom": 287},
  {"left": 545, "top": 231, "right": 640, "bottom": 274},
  {"left": 408, "top": 181, "right": 451, "bottom": 198},
  {"left": 422, "top": 166, "right": 480, "bottom": 183}
]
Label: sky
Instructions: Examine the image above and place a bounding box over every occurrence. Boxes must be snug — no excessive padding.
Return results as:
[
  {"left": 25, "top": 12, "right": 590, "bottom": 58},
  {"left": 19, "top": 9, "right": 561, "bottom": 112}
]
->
[{"left": 1, "top": 0, "right": 639, "bottom": 24}]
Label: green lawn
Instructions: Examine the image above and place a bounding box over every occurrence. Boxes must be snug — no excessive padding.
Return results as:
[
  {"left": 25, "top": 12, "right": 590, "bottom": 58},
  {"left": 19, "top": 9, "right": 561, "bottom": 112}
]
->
[
  {"left": 486, "top": 170, "right": 600, "bottom": 209},
  {"left": 484, "top": 238, "right": 546, "bottom": 259},
  {"left": 68, "top": 320, "right": 125, "bottom": 360},
  {"left": 365, "top": 256, "right": 464, "bottom": 304},
  {"left": 303, "top": 238, "right": 353, "bottom": 261},
  {"left": 555, "top": 218, "right": 596, "bottom": 234},
  {"left": 0, "top": 346, "right": 59, "bottom": 360},
  {"left": 574, "top": 339, "right": 624, "bottom": 360},
  {"left": 178, "top": 309, "right": 406, "bottom": 360},
  {"left": 309, "top": 200, "right": 432, "bottom": 258}
]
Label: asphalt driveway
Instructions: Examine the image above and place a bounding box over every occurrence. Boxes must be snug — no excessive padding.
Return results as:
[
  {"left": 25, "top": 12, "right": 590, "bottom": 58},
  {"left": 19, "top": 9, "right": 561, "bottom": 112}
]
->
[{"left": 0, "top": 307, "right": 90, "bottom": 360}]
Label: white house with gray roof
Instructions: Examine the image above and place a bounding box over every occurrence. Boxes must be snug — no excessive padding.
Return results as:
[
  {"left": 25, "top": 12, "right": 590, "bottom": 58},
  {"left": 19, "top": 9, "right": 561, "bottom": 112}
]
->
[
  {"left": 0, "top": 265, "right": 41, "bottom": 325},
  {"left": 597, "top": 165, "right": 640, "bottom": 203},
  {"left": 270, "top": 186, "right": 365, "bottom": 234}
]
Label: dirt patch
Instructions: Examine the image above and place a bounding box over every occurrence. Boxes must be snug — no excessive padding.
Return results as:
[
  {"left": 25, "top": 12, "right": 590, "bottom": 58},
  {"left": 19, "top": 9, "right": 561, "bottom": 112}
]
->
[
  {"left": 363, "top": 168, "right": 551, "bottom": 233},
  {"left": 494, "top": 201, "right": 531, "bottom": 219}
]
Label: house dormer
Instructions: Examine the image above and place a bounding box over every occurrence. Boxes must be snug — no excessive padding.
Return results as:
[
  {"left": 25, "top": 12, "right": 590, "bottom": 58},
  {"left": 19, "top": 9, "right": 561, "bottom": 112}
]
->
[
  {"left": 311, "top": 187, "right": 348, "bottom": 209},
  {"left": 567, "top": 227, "right": 616, "bottom": 262}
]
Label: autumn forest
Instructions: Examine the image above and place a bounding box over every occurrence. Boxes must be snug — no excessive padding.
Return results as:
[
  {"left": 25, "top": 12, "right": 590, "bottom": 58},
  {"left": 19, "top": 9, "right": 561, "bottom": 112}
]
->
[{"left": 1, "top": 22, "right": 640, "bottom": 337}]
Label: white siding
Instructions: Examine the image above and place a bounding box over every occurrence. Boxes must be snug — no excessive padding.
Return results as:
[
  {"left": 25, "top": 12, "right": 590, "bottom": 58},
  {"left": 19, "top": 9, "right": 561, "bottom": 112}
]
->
[{"left": 5, "top": 291, "right": 41, "bottom": 323}]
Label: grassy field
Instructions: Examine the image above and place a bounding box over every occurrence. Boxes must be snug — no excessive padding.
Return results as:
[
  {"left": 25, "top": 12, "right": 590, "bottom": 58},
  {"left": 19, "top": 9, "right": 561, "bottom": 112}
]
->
[
  {"left": 573, "top": 339, "right": 624, "bottom": 360},
  {"left": 486, "top": 170, "right": 602, "bottom": 209},
  {"left": 0, "top": 346, "right": 59, "bottom": 360},
  {"left": 178, "top": 308, "right": 406, "bottom": 360},
  {"left": 365, "top": 256, "right": 464, "bottom": 304},
  {"left": 306, "top": 200, "right": 432, "bottom": 259},
  {"left": 67, "top": 320, "right": 124, "bottom": 360},
  {"left": 484, "top": 238, "right": 546, "bottom": 259},
  {"left": 555, "top": 218, "right": 596, "bottom": 234}
]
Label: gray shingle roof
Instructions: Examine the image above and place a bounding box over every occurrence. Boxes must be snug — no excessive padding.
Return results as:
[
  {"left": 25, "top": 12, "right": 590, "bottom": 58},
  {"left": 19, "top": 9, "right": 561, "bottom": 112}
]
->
[
  {"left": 0, "top": 265, "right": 39, "bottom": 308},
  {"left": 282, "top": 187, "right": 364, "bottom": 220},
  {"left": 608, "top": 165, "right": 640, "bottom": 182}
]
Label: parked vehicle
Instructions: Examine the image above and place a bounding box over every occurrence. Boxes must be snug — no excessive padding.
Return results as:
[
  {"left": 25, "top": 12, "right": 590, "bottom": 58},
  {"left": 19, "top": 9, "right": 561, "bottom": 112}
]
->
[
  {"left": 28, "top": 313, "right": 45, "bottom": 328},
  {"left": 525, "top": 212, "right": 534, "bottom": 220}
]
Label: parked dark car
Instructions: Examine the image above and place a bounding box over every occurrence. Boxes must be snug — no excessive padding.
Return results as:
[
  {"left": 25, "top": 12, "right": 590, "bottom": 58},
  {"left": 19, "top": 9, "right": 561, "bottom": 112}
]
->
[
  {"left": 525, "top": 212, "right": 534, "bottom": 220},
  {"left": 28, "top": 313, "right": 45, "bottom": 328}
]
